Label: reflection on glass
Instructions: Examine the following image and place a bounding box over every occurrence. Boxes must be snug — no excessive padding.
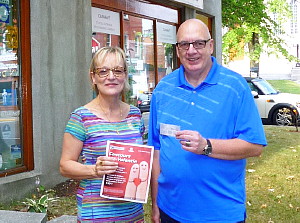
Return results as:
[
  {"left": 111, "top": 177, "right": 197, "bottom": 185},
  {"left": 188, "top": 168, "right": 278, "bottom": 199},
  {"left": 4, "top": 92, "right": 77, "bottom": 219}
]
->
[
  {"left": 157, "top": 42, "right": 176, "bottom": 82},
  {"left": 92, "top": 33, "right": 120, "bottom": 55},
  {"left": 123, "top": 15, "right": 154, "bottom": 109},
  {"left": 0, "top": 0, "right": 22, "bottom": 171},
  {"left": 91, "top": 20, "right": 121, "bottom": 98}
]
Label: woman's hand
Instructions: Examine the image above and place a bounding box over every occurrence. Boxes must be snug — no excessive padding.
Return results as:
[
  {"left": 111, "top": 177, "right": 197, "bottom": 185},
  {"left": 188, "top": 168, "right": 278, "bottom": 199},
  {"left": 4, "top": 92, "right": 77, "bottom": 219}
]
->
[{"left": 95, "top": 156, "right": 119, "bottom": 177}]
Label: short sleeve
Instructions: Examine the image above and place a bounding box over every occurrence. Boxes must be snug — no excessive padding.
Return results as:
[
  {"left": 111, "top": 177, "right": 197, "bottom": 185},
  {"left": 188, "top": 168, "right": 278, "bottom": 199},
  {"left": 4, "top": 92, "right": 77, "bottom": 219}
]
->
[
  {"left": 234, "top": 85, "right": 267, "bottom": 146},
  {"left": 65, "top": 112, "right": 86, "bottom": 142}
]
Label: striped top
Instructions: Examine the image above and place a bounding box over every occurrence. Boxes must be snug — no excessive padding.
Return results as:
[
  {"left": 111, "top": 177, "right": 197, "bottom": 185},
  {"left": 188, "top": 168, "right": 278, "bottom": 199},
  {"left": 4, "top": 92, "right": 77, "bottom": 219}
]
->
[{"left": 65, "top": 105, "right": 145, "bottom": 222}]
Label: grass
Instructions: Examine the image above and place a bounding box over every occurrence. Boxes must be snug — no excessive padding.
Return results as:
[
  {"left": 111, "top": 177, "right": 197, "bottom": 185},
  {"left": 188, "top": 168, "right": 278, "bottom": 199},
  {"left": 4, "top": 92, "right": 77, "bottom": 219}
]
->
[
  {"left": 267, "top": 80, "right": 300, "bottom": 94},
  {"left": 246, "top": 126, "right": 300, "bottom": 222},
  {"left": 1, "top": 80, "right": 299, "bottom": 222}
]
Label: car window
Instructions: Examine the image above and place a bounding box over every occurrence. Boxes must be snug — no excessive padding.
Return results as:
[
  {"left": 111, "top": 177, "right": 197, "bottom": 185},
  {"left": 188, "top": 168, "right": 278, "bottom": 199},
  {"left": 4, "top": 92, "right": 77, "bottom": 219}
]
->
[
  {"left": 247, "top": 82, "right": 258, "bottom": 93},
  {"left": 253, "top": 79, "right": 278, "bottom": 95}
]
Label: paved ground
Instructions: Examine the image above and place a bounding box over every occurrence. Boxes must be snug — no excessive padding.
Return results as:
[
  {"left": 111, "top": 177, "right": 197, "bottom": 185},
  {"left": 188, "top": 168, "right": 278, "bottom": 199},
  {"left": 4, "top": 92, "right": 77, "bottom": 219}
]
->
[
  {"left": 47, "top": 215, "right": 77, "bottom": 222},
  {"left": 0, "top": 210, "right": 47, "bottom": 223},
  {"left": 0, "top": 210, "right": 78, "bottom": 223}
]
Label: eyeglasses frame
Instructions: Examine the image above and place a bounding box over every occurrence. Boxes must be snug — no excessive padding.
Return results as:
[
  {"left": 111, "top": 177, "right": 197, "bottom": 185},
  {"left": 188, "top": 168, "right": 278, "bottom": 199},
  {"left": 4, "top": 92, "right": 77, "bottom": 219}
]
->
[
  {"left": 176, "top": 39, "right": 211, "bottom": 50},
  {"left": 93, "top": 67, "right": 126, "bottom": 78}
]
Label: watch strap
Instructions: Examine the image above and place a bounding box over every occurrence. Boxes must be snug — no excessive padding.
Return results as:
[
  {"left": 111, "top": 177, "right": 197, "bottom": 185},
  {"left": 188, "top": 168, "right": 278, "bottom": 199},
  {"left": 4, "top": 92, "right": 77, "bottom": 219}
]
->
[{"left": 203, "top": 139, "right": 212, "bottom": 156}]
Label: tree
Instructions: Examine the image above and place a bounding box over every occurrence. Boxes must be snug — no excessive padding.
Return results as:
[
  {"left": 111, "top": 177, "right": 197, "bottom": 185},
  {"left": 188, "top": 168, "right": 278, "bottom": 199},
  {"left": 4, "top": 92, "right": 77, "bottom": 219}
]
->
[{"left": 222, "top": 0, "right": 298, "bottom": 70}]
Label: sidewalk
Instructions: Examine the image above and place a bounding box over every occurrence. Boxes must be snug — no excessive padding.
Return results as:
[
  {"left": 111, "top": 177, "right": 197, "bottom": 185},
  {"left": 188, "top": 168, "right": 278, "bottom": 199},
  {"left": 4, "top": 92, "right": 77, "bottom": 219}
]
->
[
  {"left": 0, "top": 210, "right": 76, "bottom": 223},
  {"left": 47, "top": 215, "right": 77, "bottom": 222},
  {"left": 0, "top": 210, "right": 46, "bottom": 223}
]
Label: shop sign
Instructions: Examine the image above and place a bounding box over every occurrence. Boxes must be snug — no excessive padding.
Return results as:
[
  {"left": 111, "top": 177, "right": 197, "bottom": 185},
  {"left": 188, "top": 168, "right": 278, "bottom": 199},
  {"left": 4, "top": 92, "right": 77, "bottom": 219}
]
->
[
  {"left": 157, "top": 22, "right": 176, "bottom": 44},
  {"left": 170, "top": 0, "right": 203, "bottom": 9},
  {"left": 92, "top": 7, "right": 120, "bottom": 35}
]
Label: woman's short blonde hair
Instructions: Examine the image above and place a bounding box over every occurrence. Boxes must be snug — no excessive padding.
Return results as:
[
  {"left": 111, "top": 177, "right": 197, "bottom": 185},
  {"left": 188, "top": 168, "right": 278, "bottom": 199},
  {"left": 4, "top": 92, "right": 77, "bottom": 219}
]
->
[{"left": 90, "top": 46, "right": 130, "bottom": 95}]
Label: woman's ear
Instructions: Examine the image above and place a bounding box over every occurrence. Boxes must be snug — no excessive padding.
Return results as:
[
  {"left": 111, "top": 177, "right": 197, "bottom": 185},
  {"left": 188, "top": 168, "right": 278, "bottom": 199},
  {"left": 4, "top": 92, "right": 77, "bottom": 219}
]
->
[{"left": 90, "top": 72, "right": 96, "bottom": 84}]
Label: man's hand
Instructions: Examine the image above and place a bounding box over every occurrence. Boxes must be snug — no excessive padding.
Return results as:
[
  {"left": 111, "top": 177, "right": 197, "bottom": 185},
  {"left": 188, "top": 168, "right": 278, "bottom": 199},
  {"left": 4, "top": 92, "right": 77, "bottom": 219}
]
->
[
  {"left": 151, "top": 204, "right": 160, "bottom": 223},
  {"left": 175, "top": 130, "right": 207, "bottom": 154}
]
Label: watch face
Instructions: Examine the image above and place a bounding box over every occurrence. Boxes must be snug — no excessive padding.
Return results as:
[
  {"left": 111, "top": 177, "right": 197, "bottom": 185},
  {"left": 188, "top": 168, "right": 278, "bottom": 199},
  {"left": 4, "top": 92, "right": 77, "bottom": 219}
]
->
[
  {"left": 206, "top": 146, "right": 212, "bottom": 155},
  {"left": 0, "top": 5, "right": 9, "bottom": 22},
  {"left": 205, "top": 139, "right": 212, "bottom": 155}
]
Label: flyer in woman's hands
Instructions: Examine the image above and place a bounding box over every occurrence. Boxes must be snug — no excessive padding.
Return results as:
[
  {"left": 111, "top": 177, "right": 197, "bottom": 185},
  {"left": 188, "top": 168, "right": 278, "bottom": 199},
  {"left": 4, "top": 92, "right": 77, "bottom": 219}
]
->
[{"left": 100, "top": 140, "right": 154, "bottom": 203}]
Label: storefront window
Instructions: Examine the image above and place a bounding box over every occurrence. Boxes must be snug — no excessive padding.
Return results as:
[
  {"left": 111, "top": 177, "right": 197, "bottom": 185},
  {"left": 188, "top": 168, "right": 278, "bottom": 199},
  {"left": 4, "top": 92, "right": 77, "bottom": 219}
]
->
[
  {"left": 92, "top": 33, "right": 120, "bottom": 53},
  {"left": 156, "top": 22, "right": 177, "bottom": 82},
  {"left": 0, "top": 0, "right": 21, "bottom": 172},
  {"left": 124, "top": 15, "right": 154, "bottom": 105},
  {"left": 91, "top": 1, "right": 178, "bottom": 112}
]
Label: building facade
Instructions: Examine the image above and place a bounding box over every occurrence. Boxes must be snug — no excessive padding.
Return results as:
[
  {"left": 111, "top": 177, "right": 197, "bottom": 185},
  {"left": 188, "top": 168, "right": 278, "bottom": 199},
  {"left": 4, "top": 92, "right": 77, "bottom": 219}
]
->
[{"left": 0, "top": 0, "right": 221, "bottom": 202}]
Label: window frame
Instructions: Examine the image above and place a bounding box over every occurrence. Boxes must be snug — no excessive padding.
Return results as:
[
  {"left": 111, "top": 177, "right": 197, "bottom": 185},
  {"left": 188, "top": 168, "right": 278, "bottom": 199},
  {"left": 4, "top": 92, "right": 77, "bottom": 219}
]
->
[{"left": 0, "top": 0, "right": 33, "bottom": 177}]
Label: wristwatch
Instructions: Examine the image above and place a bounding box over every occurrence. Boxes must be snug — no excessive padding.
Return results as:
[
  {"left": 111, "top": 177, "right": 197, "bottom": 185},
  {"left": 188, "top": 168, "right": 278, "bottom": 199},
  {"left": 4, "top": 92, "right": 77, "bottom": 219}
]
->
[{"left": 203, "top": 139, "right": 212, "bottom": 156}]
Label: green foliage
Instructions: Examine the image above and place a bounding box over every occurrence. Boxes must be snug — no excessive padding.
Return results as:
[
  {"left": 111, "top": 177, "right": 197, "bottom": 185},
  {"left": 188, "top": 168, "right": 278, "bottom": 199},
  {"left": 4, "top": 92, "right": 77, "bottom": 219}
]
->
[
  {"left": 163, "top": 43, "right": 173, "bottom": 57},
  {"left": 21, "top": 185, "right": 58, "bottom": 213},
  {"left": 125, "top": 73, "right": 136, "bottom": 105},
  {"left": 22, "top": 194, "right": 57, "bottom": 213},
  {"left": 222, "top": 0, "right": 298, "bottom": 64},
  {"left": 222, "top": 0, "right": 269, "bottom": 28}
]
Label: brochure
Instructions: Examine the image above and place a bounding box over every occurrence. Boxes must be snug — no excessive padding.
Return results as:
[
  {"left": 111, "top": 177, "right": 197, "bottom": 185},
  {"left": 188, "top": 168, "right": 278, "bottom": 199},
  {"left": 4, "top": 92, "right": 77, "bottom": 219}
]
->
[{"left": 100, "top": 140, "right": 154, "bottom": 203}]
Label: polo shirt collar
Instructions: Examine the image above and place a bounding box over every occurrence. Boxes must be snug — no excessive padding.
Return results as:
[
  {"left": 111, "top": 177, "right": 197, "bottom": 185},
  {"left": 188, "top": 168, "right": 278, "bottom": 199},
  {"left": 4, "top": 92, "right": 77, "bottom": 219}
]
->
[{"left": 176, "top": 56, "right": 219, "bottom": 88}]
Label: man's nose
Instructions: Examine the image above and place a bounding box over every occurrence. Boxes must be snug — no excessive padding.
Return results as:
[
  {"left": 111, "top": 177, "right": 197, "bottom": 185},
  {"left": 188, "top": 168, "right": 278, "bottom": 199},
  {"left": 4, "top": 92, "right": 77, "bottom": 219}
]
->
[{"left": 187, "top": 43, "right": 197, "bottom": 52}]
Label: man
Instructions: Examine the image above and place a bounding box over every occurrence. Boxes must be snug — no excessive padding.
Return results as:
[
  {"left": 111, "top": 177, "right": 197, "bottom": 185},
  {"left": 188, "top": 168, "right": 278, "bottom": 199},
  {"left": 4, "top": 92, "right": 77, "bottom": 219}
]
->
[{"left": 148, "top": 19, "right": 267, "bottom": 223}]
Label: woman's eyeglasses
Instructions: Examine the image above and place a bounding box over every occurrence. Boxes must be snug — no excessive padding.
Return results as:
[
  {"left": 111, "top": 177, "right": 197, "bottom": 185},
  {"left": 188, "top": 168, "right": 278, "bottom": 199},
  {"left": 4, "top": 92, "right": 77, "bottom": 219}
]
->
[
  {"left": 93, "top": 67, "right": 126, "bottom": 78},
  {"left": 176, "top": 39, "right": 211, "bottom": 50}
]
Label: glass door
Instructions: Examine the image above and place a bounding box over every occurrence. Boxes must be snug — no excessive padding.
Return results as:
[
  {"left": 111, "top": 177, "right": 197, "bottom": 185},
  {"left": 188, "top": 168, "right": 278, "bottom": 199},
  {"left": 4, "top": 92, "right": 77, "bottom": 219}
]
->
[
  {"left": 91, "top": 4, "right": 178, "bottom": 112},
  {"left": 0, "top": 0, "right": 21, "bottom": 172},
  {"left": 156, "top": 22, "right": 177, "bottom": 82},
  {"left": 123, "top": 15, "right": 154, "bottom": 107}
]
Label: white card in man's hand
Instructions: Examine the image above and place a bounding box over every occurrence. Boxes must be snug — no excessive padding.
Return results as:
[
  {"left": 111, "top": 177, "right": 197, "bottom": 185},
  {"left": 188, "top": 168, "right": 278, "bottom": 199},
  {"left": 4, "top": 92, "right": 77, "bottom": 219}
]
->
[{"left": 160, "top": 123, "right": 180, "bottom": 137}]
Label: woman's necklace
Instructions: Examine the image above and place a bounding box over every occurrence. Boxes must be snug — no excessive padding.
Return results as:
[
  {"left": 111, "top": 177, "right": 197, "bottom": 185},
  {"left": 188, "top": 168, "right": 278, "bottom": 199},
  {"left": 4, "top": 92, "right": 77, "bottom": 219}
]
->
[{"left": 98, "top": 101, "right": 123, "bottom": 134}]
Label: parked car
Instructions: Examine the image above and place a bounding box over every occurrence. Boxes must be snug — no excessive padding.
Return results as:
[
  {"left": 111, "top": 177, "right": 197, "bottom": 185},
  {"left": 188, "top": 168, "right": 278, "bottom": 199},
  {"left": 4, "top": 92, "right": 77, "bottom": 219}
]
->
[
  {"left": 245, "top": 77, "right": 300, "bottom": 126},
  {"left": 137, "top": 92, "right": 152, "bottom": 113}
]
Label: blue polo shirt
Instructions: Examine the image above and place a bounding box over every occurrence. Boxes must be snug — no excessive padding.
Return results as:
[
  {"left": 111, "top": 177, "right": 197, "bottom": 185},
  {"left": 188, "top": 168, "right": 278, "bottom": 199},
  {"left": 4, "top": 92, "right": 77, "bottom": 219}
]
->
[{"left": 148, "top": 57, "right": 267, "bottom": 223}]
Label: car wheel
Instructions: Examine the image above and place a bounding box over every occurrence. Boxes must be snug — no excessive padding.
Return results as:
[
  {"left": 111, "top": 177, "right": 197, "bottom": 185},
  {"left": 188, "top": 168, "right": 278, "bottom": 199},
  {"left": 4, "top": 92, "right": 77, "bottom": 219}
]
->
[{"left": 272, "top": 107, "right": 295, "bottom": 126}]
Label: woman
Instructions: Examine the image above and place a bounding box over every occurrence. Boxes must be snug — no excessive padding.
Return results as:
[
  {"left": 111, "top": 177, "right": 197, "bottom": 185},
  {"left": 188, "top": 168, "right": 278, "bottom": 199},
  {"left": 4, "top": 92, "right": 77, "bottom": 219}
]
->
[{"left": 60, "top": 46, "right": 145, "bottom": 222}]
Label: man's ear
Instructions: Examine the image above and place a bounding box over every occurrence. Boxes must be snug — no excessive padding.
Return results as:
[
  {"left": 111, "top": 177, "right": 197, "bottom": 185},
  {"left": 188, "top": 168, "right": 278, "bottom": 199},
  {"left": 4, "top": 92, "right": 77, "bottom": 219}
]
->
[
  {"left": 176, "top": 46, "right": 180, "bottom": 58},
  {"left": 209, "top": 39, "right": 214, "bottom": 55}
]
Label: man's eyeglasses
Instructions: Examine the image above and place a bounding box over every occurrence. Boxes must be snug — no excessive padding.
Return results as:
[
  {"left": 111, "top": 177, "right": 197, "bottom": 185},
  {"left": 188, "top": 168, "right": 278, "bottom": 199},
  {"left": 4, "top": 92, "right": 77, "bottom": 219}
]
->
[
  {"left": 176, "top": 39, "right": 211, "bottom": 50},
  {"left": 94, "top": 67, "right": 126, "bottom": 78}
]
